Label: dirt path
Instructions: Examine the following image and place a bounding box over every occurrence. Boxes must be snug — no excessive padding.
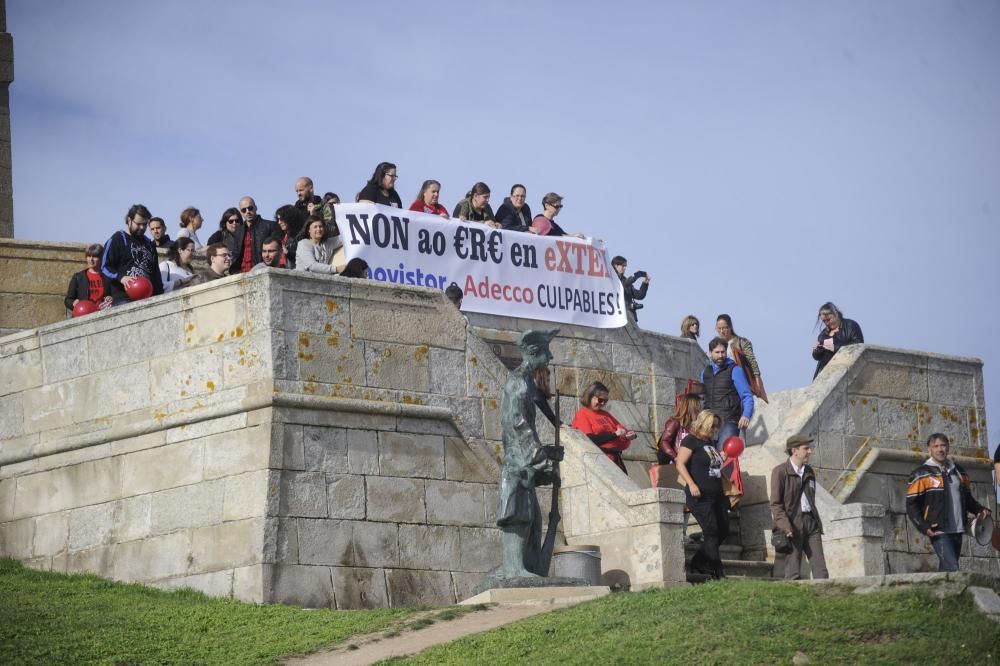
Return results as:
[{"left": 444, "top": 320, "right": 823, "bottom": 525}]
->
[{"left": 283, "top": 603, "right": 556, "bottom": 666}]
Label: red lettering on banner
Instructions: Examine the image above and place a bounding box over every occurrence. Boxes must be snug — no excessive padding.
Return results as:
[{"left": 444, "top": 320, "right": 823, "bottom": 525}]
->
[
  {"left": 463, "top": 275, "right": 534, "bottom": 304},
  {"left": 542, "top": 241, "right": 610, "bottom": 278}
]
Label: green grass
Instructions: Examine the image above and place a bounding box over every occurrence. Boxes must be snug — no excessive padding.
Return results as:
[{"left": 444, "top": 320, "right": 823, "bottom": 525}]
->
[
  {"left": 391, "top": 579, "right": 1000, "bottom": 665},
  {"left": 0, "top": 558, "right": 414, "bottom": 665}
]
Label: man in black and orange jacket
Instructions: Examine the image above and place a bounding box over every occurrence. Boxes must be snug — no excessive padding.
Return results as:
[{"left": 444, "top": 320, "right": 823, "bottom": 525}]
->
[{"left": 906, "top": 433, "right": 991, "bottom": 572}]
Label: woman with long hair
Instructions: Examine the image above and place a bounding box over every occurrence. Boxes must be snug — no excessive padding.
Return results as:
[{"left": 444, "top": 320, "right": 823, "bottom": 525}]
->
[
  {"left": 812, "top": 302, "right": 864, "bottom": 379},
  {"left": 680, "top": 315, "right": 700, "bottom": 341},
  {"left": 357, "top": 162, "right": 402, "bottom": 208},
  {"left": 715, "top": 313, "right": 767, "bottom": 403},
  {"left": 206, "top": 207, "right": 240, "bottom": 253},
  {"left": 408, "top": 179, "right": 449, "bottom": 217},
  {"left": 295, "top": 215, "right": 345, "bottom": 274},
  {"left": 453, "top": 182, "right": 500, "bottom": 228},
  {"left": 275, "top": 205, "right": 306, "bottom": 268},
  {"left": 675, "top": 409, "right": 728, "bottom": 578},
  {"left": 657, "top": 392, "right": 702, "bottom": 464},
  {"left": 571, "top": 381, "right": 636, "bottom": 474},
  {"left": 159, "top": 236, "right": 200, "bottom": 292}
]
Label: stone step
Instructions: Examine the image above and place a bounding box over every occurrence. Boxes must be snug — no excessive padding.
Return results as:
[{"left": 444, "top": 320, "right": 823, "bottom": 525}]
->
[{"left": 685, "top": 542, "right": 742, "bottom": 560}]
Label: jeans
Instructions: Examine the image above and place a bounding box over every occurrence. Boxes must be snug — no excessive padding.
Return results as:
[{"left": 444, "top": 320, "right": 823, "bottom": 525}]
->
[
  {"left": 687, "top": 494, "right": 730, "bottom": 578},
  {"left": 716, "top": 421, "right": 741, "bottom": 452},
  {"left": 931, "top": 532, "right": 963, "bottom": 572}
]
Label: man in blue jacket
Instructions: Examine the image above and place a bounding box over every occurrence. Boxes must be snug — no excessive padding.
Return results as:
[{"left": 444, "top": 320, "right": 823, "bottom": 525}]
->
[{"left": 701, "top": 336, "right": 754, "bottom": 449}]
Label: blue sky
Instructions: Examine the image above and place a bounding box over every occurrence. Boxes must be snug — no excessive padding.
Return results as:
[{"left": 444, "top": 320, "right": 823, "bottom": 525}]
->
[{"left": 8, "top": 1, "right": 1000, "bottom": 452}]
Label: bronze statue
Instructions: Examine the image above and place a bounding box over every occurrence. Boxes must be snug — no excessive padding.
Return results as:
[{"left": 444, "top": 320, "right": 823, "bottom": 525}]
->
[{"left": 496, "top": 328, "right": 563, "bottom": 578}]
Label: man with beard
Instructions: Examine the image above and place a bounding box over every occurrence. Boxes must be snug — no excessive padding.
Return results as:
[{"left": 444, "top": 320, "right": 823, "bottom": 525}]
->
[
  {"left": 148, "top": 217, "right": 172, "bottom": 248},
  {"left": 100, "top": 204, "right": 165, "bottom": 304},
  {"left": 700, "top": 336, "right": 754, "bottom": 449}
]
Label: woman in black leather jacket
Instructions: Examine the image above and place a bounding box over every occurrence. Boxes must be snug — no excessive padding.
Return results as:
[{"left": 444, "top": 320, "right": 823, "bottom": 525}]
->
[{"left": 812, "top": 302, "right": 864, "bottom": 378}]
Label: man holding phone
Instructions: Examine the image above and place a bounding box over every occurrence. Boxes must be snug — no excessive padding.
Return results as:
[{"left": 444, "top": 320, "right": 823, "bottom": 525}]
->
[{"left": 906, "top": 433, "right": 991, "bottom": 571}]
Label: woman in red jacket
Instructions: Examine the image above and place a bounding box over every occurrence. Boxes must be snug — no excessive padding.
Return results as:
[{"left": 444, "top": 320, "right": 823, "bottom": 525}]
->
[
  {"left": 657, "top": 392, "right": 702, "bottom": 464},
  {"left": 408, "top": 180, "right": 449, "bottom": 217},
  {"left": 571, "top": 381, "right": 636, "bottom": 474}
]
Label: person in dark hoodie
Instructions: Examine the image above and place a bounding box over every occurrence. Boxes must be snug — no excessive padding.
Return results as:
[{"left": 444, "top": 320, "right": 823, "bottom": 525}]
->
[
  {"left": 100, "top": 204, "right": 165, "bottom": 304},
  {"left": 494, "top": 184, "right": 532, "bottom": 232}
]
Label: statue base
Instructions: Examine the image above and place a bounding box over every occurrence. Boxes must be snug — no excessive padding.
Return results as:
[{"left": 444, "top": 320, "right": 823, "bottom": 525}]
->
[
  {"left": 470, "top": 574, "right": 590, "bottom": 598},
  {"left": 461, "top": 582, "right": 610, "bottom": 607}
]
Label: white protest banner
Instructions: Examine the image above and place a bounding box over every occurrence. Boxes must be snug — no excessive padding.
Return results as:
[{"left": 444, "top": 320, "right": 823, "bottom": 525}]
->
[{"left": 336, "top": 203, "right": 627, "bottom": 328}]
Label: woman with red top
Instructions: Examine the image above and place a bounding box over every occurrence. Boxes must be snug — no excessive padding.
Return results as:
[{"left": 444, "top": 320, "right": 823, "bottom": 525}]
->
[
  {"left": 64, "top": 243, "right": 112, "bottom": 312},
  {"left": 571, "top": 381, "right": 636, "bottom": 474},
  {"left": 409, "top": 180, "right": 449, "bottom": 218}
]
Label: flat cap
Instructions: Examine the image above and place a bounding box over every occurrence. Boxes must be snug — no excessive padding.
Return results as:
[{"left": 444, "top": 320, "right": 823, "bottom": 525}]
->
[{"left": 786, "top": 434, "right": 815, "bottom": 448}]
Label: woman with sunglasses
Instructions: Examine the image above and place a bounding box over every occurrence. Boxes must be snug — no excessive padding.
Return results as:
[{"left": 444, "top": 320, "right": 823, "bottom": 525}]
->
[
  {"left": 65, "top": 243, "right": 112, "bottom": 312},
  {"left": 530, "top": 192, "right": 585, "bottom": 238},
  {"left": 571, "top": 381, "right": 636, "bottom": 474},
  {"left": 159, "top": 236, "right": 200, "bottom": 292},
  {"left": 206, "top": 208, "right": 241, "bottom": 255},
  {"left": 357, "top": 162, "right": 402, "bottom": 208}
]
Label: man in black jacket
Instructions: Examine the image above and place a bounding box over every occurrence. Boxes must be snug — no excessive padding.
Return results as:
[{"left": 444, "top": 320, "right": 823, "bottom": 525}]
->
[
  {"left": 906, "top": 433, "right": 991, "bottom": 571},
  {"left": 611, "top": 255, "right": 650, "bottom": 323},
  {"left": 232, "top": 196, "right": 280, "bottom": 274}
]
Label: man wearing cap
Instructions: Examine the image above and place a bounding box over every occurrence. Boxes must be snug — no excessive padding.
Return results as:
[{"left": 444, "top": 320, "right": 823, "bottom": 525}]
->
[
  {"left": 769, "top": 434, "right": 828, "bottom": 579},
  {"left": 906, "top": 433, "right": 991, "bottom": 572}
]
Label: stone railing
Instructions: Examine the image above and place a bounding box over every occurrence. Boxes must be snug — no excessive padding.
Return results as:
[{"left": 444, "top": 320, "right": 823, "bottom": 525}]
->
[
  {"left": 559, "top": 425, "right": 686, "bottom": 589},
  {"left": 739, "top": 344, "right": 997, "bottom": 577}
]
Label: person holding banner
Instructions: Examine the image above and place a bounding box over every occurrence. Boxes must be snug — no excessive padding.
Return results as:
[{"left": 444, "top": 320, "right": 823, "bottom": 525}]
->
[
  {"left": 571, "top": 381, "right": 636, "bottom": 474},
  {"left": 357, "top": 162, "right": 402, "bottom": 208},
  {"left": 495, "top": 184, "right": 532, "bottom": 232},
  {"left": 453, "top": 182, "right": 500, "bottom": 228},
  {"left": 531, "top": 193, "right": 586, "bottom": 238},
  {"left": 408, "top": 180, "right": 449, "bottom": 217},
  {"left": 295, "top": 216, "right": 345, "bottom": 275}
]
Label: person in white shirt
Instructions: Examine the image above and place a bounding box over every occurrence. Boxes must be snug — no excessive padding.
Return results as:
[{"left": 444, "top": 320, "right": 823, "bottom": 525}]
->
[
  {"left": 769, "top": 435, "right": 828, "bottom": 580},
  {"left": 176, "top": 206, "right": 205, "bottom": 250},
  {"left": 159, "top": 236, "right": 200, "bottom": 292}
]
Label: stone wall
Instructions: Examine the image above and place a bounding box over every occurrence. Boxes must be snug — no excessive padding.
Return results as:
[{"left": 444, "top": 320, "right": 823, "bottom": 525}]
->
[
  {"left": 740, "top": 344, "right": 997, "bottom": 577},
  {"left": 0, "top": 270, "right": 510, "bottom": 607}
]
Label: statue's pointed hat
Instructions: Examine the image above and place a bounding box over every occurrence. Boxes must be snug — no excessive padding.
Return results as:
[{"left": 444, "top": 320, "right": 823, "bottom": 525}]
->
[{"left": 517, "top": 328, "right": 559, "bottom": 354}]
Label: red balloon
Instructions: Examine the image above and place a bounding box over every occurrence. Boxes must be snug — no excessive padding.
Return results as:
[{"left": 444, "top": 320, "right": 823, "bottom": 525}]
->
[
  {"left": 125, "top": 275, "right": 154, "bottom": 301},
  {"left": 723, "top": 436, "right": 745, "bottom": 458},
  {"left": 72, "top": 300, "right": 100, "bottom": 317}
]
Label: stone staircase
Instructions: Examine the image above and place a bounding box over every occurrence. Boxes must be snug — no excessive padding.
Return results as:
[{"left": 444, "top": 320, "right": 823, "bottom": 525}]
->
[{"left": 684, "top": 510, "right": 778, "bottom": 583}]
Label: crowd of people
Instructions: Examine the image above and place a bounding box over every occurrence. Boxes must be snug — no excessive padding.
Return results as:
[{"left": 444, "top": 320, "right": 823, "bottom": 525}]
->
[
  {"left": 64, "top": 163, "right": 654, "bottom": 319},
  {"left": 570, "top": 310, "right": 997, "bottom": 580},
  {"left": 59, "top": 163, "right": 996, "bottom": 582}
]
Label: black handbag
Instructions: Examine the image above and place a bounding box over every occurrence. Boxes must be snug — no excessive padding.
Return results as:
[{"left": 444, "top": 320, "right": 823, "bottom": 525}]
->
[{"left": 771, "top": 529, "right": 793, "bottom": 554}]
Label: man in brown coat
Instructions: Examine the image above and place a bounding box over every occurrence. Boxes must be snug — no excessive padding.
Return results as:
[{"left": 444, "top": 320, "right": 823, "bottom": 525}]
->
[{"left": 770, "top": 434, "right": 828, "bottom": 579}]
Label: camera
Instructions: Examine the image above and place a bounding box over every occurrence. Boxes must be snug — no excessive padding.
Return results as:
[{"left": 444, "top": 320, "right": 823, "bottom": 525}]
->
[
  {"left": 630, "top": 302, "right": 644, "bottom": 312},
  {"left": 633, "top": 270, "right": 648, "bottom": 279}
]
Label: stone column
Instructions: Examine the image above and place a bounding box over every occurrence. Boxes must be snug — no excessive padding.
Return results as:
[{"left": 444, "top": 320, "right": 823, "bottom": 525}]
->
[{"left": 0, "top": 0, "right": 13, "bottom": 238}]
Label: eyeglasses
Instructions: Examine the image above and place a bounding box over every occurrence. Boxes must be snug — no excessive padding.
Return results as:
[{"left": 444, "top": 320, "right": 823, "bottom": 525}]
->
[
  {"left": 596, "top": 397, "right": 608, "bottom": 405},
  {"left": 240, "top": 206, "right": 256, "bottom": 213},
  {"left": 226, "top": 218, "right": 239, "bottom": 224},
  {"left": 549, "top": 203, "right": 563, "bottom": 209},
  {"left": 217, "top": 254, "right": 233, "bottom": 260}
]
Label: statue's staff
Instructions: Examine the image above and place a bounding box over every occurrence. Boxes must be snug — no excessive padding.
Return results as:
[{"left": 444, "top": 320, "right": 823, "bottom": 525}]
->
[{"left": 537, "top": 390, "right": 563, "bottom": 576}]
